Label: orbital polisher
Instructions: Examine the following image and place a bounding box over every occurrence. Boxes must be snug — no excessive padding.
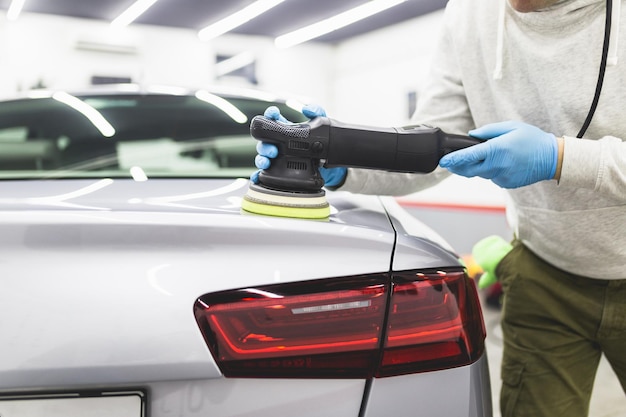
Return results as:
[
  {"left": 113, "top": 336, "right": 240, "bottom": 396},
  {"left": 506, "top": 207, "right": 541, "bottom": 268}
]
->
[{"left": 242, "top": 116, "right": 482, "bottom": 219}]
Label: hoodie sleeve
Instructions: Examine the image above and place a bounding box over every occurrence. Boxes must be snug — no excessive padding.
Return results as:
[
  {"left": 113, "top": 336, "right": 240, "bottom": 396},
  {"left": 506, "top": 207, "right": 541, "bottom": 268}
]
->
[
  {"left": 559, "top": 135, "right": 626, "bottom": 201},
  {"left": 338, "top": 0, "right": 474, "bottom": 196}
]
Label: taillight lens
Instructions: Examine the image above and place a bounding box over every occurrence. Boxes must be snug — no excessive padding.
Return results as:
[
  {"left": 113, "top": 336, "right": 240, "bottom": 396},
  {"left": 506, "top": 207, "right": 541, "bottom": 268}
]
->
[
  {"left": 378, "top": 270, "right": 486, "bottom": 377},
  {"left": 194, "top": 269, "right": 485, "bottom": 378}
]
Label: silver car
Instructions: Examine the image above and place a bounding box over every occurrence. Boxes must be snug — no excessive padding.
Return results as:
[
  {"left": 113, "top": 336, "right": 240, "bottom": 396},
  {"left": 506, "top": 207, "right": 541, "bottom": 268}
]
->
[{"left": 0, "top": 86, "right": 492, "bottom": 417}]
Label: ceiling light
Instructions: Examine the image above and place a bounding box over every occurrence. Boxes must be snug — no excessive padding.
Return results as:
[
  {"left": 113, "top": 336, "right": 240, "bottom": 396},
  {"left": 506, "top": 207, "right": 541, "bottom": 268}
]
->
[
  {"left": 111, "top": 0, "right": 159, "bottom": 27},
  {"left": 198, "top": 0, "right": 285, "bottom": 41},
  {"left": 215, "top": 51, "right": 256, "bottom": 77},
  {"left": 195, "top": 90, "right": 248, "bottom": 124},
  {"left": 52, "top": 91, "right": 116, "bottom": 137},
  {"left": 7, "top": 0, "right": 26, "bottom": 21},
  {"left": 130, "top": 166, "right": 148, "bottom": 182},
  {"left": 275, "top": 0, "right": 407, "bottom": 48}
]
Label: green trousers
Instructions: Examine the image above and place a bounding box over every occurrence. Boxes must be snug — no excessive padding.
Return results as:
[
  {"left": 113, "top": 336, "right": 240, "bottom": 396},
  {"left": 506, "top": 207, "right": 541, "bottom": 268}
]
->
[{"left": 496, "top": 242, "right": 626, "bottom": 417}]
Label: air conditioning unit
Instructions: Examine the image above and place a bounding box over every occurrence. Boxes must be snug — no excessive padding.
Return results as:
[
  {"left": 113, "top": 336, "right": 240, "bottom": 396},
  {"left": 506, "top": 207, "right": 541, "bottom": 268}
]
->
[{"left": 75, "top": 40, "right": 138, "bottom": 55}]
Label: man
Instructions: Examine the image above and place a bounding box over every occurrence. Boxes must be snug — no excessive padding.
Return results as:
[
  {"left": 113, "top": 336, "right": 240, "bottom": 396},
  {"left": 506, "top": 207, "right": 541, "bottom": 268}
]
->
[{"left": 255, "top": 0, "right": 626, "bottom": 416}]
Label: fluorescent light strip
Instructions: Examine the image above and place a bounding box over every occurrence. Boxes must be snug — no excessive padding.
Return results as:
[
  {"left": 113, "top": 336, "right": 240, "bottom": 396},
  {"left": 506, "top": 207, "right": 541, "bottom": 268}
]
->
[
  {"left": 29, "top": 179, "right": 114, "bottom": 203},
  {"left": 195, "top": 90, "right": 248, "bottom": 124},
  {"left": 198, "top": 0, "right": 285, "bottom": 41},
  {"left": 130, "top": 166, "right": 148, "bottom": 182},
  {"left": 275, "top": 0, "right": 407, "bottom": 48},
  {"left": 111, "top": 0, "right": 159, "bottom": 27},
  {"left": 215, "top": 51, "right": 256, "bottom": 77},
  {"left": 52, "top": 91, "right": 116, "bottom": 137},
  {"left": 7, "top": 0, "right": 25, "bottom": 20}
]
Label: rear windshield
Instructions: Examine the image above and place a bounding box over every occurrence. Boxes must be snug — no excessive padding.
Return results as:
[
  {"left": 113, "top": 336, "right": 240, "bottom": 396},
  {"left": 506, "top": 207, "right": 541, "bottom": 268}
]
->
[{"left": 0, "top": 91, "right": 305, "bottom": 180}]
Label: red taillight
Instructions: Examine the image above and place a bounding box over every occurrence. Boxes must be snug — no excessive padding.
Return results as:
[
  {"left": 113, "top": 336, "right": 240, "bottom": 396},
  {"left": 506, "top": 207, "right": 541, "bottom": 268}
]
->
[
  {"left": 378, "top": 270, "right": 485, "bottom": 377},
  {"left": 195, "top": 276, "right": 387, "bottom": 378},
  {"left": 194, "top": 269, "right": 485, "bottom": 378}
]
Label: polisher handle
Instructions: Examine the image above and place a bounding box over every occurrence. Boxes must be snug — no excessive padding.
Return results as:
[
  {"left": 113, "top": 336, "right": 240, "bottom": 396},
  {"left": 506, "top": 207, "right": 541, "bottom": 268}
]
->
[
  {"left": 322, "top": 120, "right": 482, "bottom": 173},
  {"left": 249, "top": 116, "right": 482, "bottom": 191}
]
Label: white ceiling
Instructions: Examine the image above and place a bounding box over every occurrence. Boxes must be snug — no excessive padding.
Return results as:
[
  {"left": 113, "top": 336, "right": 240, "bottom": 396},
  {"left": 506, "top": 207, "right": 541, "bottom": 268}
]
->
[{"left": 0, "top": 0, "right": 448, "bottom": 43}]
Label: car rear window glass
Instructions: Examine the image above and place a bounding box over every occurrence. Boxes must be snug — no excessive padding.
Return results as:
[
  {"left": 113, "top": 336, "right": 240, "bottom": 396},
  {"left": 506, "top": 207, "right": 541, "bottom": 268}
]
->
[{"left": 0, "top": 91, "right": 305, "bottom": 179}]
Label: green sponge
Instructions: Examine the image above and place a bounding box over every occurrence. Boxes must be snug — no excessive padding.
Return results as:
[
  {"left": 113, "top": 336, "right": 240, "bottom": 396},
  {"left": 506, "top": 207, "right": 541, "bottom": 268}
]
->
[{"left": 472, "top": 235, "right": 513, "bottom": 289}]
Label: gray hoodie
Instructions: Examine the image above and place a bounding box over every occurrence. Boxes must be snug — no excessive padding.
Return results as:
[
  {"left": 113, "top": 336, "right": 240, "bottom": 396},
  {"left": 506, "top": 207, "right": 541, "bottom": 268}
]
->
[{"left": 338, "top": 0, "right": 626, "bottom": 279}]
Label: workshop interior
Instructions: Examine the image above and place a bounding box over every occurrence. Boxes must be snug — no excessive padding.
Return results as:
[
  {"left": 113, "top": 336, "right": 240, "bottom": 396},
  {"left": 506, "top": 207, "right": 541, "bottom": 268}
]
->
[{"left": 0, "top": 1, "right": 624, "bottom": 417}]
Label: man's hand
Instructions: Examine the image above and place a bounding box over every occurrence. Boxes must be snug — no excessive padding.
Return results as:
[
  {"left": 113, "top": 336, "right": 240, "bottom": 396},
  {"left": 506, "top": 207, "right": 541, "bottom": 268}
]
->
[
  {"left": 439, "top": 121, "right": 559, "bottom": 188},
  {"left": 251, "top": 104, "right": 347, "bottom": 187}
]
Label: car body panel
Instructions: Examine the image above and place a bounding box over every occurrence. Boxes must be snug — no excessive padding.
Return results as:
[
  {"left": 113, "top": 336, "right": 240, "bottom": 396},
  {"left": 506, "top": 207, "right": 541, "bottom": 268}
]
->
[
  {"left": 149, "top": 378, "right": 366, "bottom": 417},
  {"left": 364, "top": 355, "right": 491, "bottom": 417},
  {"left": 0, "top": 179, "right": 388, "bottom": 388},
  {"left": 0, "top": 178, "right": 463, "bottom": 391}
]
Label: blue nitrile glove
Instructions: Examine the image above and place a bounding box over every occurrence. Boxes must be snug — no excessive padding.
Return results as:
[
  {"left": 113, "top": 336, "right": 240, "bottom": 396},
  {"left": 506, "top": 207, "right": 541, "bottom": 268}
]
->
[
  {"left": 250, "top": 105, "right": 348, "bottom": 187},
  {"left": 439, "top": 121, "right": 558, "bottom": 189}
]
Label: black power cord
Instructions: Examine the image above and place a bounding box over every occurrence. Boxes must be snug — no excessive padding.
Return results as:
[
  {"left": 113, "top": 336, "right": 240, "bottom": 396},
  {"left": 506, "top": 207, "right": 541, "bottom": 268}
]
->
[{"left": 577, "top": 0, "right": 613, "bottom": 138}]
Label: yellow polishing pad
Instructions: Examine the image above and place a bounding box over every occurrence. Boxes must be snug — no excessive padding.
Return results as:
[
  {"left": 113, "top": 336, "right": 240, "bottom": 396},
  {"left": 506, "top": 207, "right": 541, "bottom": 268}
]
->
[{"left": 241, "top": 184, "right": 330, "bottom": 220}]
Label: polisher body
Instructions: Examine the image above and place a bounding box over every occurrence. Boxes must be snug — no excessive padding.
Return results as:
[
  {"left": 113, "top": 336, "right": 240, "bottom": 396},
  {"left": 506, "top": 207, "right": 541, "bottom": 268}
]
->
[{"left": 244, "top": 116, "right": 481, "bottom": 219}]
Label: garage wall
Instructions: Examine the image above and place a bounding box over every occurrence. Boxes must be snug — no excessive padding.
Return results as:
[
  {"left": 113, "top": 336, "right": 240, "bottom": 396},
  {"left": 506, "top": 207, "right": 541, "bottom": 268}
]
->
[
  {"left": 331, "top": 9, "right": 445, "bottom": 126},
  {"left": 0, "top": 11, "right": 334, "bottom": 105},
  {"left": 0, "top": 13, "right": 205, "bottom": 94},
  {"left": 0, "top": 8, "right": 443, "bottom": 121}
]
